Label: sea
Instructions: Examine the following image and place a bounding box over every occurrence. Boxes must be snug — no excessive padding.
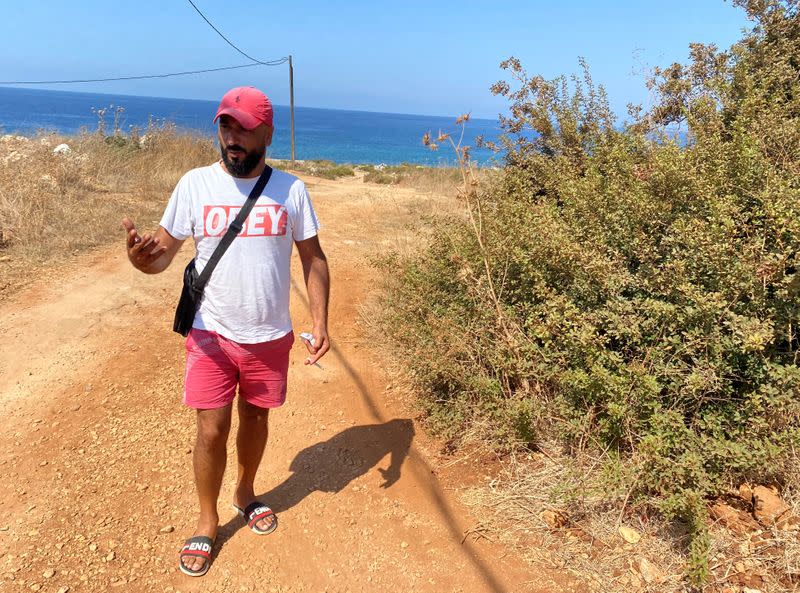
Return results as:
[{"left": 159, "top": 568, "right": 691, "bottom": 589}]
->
[{"left": 0, "top": 86, "right": 502, "bottom": 166}]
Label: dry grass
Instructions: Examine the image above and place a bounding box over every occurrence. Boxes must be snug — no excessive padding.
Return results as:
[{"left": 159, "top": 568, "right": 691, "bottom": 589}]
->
[
  {"left": 0, "top": 127, "right": 472, "bottom": 300},
  {"left": 274, "top": 158, "right": 491, "bottom": 194},
  {"left": 357, "top": 163, "right": 495, "bottom": 196},
  {"left": 459, "top": 448, "right": 800, "bottom": 593},
  {"left": 0, "top": 128, "right": 216, "bottom": 298},
  {"left": 272, "top": 159, "right": 479, "bottom": 196}
]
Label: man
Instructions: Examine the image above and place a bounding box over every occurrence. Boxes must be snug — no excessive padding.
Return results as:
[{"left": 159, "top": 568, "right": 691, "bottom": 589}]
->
[{"left": 121, "top": 86, "right": 330, "bottom": 577}]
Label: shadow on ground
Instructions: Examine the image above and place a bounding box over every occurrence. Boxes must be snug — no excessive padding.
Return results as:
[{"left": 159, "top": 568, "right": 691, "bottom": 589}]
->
[
  {"left": 286, "top": 278, "right": 509, "bottom": 593},
  {"left": 216, "top": 418, "right": 414, "bottom": 545}
]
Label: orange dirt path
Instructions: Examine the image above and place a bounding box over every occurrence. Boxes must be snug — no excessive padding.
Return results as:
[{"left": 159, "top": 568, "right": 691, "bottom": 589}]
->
[{"left": 0, "top": 174, "right": 583, "bottom": 593}]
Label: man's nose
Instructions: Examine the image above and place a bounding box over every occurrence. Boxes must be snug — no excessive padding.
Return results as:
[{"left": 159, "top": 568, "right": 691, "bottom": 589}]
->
[{"left": 221, "top": 129, "right": 241, "bottom": 146}]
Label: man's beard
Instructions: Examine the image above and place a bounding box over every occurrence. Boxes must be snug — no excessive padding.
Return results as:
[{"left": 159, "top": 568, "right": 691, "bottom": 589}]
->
[{"left": 220, "top": 143, "right": 265, "bottom": 178}]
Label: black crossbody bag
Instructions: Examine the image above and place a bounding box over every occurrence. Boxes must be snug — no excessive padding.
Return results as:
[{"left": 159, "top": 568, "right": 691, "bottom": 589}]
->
[{"left": 173, "top": 165, "right": 273, "bottom": 336}]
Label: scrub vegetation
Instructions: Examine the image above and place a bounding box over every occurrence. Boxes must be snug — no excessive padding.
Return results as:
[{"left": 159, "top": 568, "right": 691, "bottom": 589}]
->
[{"left": 378, "top": 0, "right": 800, "bottom": 588}]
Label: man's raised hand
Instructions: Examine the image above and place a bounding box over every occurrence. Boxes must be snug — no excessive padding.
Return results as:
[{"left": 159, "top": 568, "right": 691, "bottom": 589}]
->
[{"left": 122, "top": 217, "right": 167, "bottom": 271}]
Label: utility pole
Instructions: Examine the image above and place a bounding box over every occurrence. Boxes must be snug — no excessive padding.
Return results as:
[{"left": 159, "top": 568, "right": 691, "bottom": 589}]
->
[{"left": 289, "top": 54, "right": 295, "bottom": 167}]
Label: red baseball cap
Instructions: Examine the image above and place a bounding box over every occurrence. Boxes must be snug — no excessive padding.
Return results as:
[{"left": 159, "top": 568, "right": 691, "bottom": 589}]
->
[{"left": 213, "top": 86, "right": 274, "bottom": 129}]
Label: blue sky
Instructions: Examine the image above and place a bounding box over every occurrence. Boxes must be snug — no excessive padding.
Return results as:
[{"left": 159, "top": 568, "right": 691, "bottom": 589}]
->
[{"left": 0, "top": 1, "right": 750, "bottom": 119}]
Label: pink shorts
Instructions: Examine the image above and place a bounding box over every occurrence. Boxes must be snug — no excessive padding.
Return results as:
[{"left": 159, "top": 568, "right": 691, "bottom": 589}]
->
[{"left": 184, "top": 329, "right": 294, "bottom": 410}]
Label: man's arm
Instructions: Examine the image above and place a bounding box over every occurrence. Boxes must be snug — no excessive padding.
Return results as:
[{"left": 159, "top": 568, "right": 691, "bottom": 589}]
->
[
  {"left": 295, "top": 235, "right": 330, "bottom": 365},
  {"left": 122, "top": 218, "right": 185, "bottom": 274}
]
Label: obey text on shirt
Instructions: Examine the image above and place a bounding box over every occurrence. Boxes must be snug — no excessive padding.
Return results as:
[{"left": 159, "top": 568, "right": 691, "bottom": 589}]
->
[{"left": 203, "top": 204, "right": 288, "bottom": 237}]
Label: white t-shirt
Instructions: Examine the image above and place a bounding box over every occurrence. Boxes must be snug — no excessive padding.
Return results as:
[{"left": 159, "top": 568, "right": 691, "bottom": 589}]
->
[{"left": 160, "top": 162, "right": 320, "bottom": 344}]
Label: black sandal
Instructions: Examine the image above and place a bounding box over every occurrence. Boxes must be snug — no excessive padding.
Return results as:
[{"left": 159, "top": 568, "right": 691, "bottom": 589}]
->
[
  {"left": 179, "top": 535, "right": 214, "bottom": 577},
  {"left": 233, "top": 501, "right": 278, "bottom": 535}
]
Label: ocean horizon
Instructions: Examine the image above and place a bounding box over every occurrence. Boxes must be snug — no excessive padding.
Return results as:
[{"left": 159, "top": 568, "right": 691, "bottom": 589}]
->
[{"left": 0, "top": 86, "right": 502, "bottom": 166}]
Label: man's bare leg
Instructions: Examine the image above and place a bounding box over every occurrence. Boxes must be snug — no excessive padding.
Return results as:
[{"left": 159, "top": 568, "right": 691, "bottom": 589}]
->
[
  {"left": 183, "top": 405, "right": 232, "bottom": 573},
  {"left": 233, "top": 399, "right": 275, "bottom": 532}
]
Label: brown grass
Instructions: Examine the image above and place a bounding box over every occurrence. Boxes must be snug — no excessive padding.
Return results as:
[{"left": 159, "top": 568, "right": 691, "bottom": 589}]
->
[
  {"left": 0, "top": 129, "right": 471, "bottom": 300},
  {"left": 273, "top": 159, "right": 477, "bottom": 196},
  {"left": 459, "top": 448, "right": 800, "bottom": 593},
  {"left": 0, "top": 128, "right": 216, "bottom": 298},
  {"left": 357, "top": 163, "right": 491, "bottom": 196}
]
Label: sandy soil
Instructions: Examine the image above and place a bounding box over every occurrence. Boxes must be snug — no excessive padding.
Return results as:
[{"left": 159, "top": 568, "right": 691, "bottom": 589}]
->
[{"left": 0, "top": 173, "right": 585, "bottom": 593}]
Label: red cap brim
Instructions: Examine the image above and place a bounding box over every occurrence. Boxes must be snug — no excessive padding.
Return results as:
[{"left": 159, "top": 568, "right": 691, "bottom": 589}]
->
[{"left": 213, "top": 107, "right": 263, "bottom": 130}]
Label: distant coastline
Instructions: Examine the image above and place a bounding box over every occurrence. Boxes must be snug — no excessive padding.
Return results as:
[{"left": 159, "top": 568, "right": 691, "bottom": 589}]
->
[{"left": 0, "top": 86, "right": 501, "bottom": 166}]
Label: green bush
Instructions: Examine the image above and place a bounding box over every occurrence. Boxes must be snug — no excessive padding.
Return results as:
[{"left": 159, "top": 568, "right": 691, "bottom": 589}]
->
[
  {"left": 103, "top": 134, "right": 138, "bottom": 150},
  {"left": 363, "top": 170, "right": 399, "bottom": 184},
  {"left": 315, "top": 163, "right": 355, "bottom": 179},
  {"left": 281, "top": 159, "right": 355, "bottom": 179},
  {"left": 381, "top": 0, "right": 800, "bottom": 583}
]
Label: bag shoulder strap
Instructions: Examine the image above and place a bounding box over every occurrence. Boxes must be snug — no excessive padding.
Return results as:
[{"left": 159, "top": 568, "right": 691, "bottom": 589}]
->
[{"left": 194, "top": 164, "right": 273, "bottom": 291}]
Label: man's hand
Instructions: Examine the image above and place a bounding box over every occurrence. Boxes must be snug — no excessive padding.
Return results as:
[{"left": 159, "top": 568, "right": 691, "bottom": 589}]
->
[
  {"left": 122, "top": 218, "right": 183, "bottom": 274},
  {"left": 303, "top": 326, "right": 330, "bottom": 366}
]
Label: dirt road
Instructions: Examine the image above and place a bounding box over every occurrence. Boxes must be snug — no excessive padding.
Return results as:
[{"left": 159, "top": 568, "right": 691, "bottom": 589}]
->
[{"left": 0, "top": 174, "right": 581, "bottom": 593}]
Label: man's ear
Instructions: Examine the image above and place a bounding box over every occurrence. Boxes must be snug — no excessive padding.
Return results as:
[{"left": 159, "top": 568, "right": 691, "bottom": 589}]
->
[{"left": 264, "top": 125, "right": 275, "bottom": 148}]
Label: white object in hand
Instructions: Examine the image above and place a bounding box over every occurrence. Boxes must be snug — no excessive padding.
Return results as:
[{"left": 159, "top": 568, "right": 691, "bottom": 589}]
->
[{"left": 300, "top": 331, "right": 323, "bottom": 369}]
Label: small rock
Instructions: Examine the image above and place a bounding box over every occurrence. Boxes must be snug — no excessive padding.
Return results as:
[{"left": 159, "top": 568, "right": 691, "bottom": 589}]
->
[
  {"left": 710, "top": 500, "right": 761, "bottom": 534},
  {"left": 57, "top": 587, "right": 70, "bottom": 593},
  {"left": 739, "top": 483, "right": 754, "bottom": 502},
  {"left": 400, "top": 541, "right": 408, "bottom": 548},
  {"left": 43, "top": 569, "right": 55, "bottom": 579},
  {"left": 752, "top": 485, "right": 791, "bottom": 526},
  {"left": 159, "top": 526, "right": 174, "bottom": 534},
  {"left": 776, "top": 513, "right": 800, "bottom": 530},
  {"left": 637, "top": 557, "right": 663, "bottom": 584},
  {"left": 618, "top": 525, "right": 641, "bottom": 544},
  {"left": 540, "top": 509, "right": 568, "bottom": 529},
  {"left": 89, "top": 543, "right": 98, "bottom": 552},
  {"left": 53, "top": 144, "right": 71, "bottom": 155},
  {"left": 106, "top": 551, "right": 115, "bottom": 561}
]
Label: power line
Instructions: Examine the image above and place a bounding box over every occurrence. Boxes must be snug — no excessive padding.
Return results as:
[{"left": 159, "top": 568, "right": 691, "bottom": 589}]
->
[
  {"left": 0, "top": 62, "right": 286, "bottom": 85},
  {"left": 186, "top": 0, "right": 285, "bottom": 66},
  {"left": 0, "top": 1, "right": 289, "bottom": 85}
]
